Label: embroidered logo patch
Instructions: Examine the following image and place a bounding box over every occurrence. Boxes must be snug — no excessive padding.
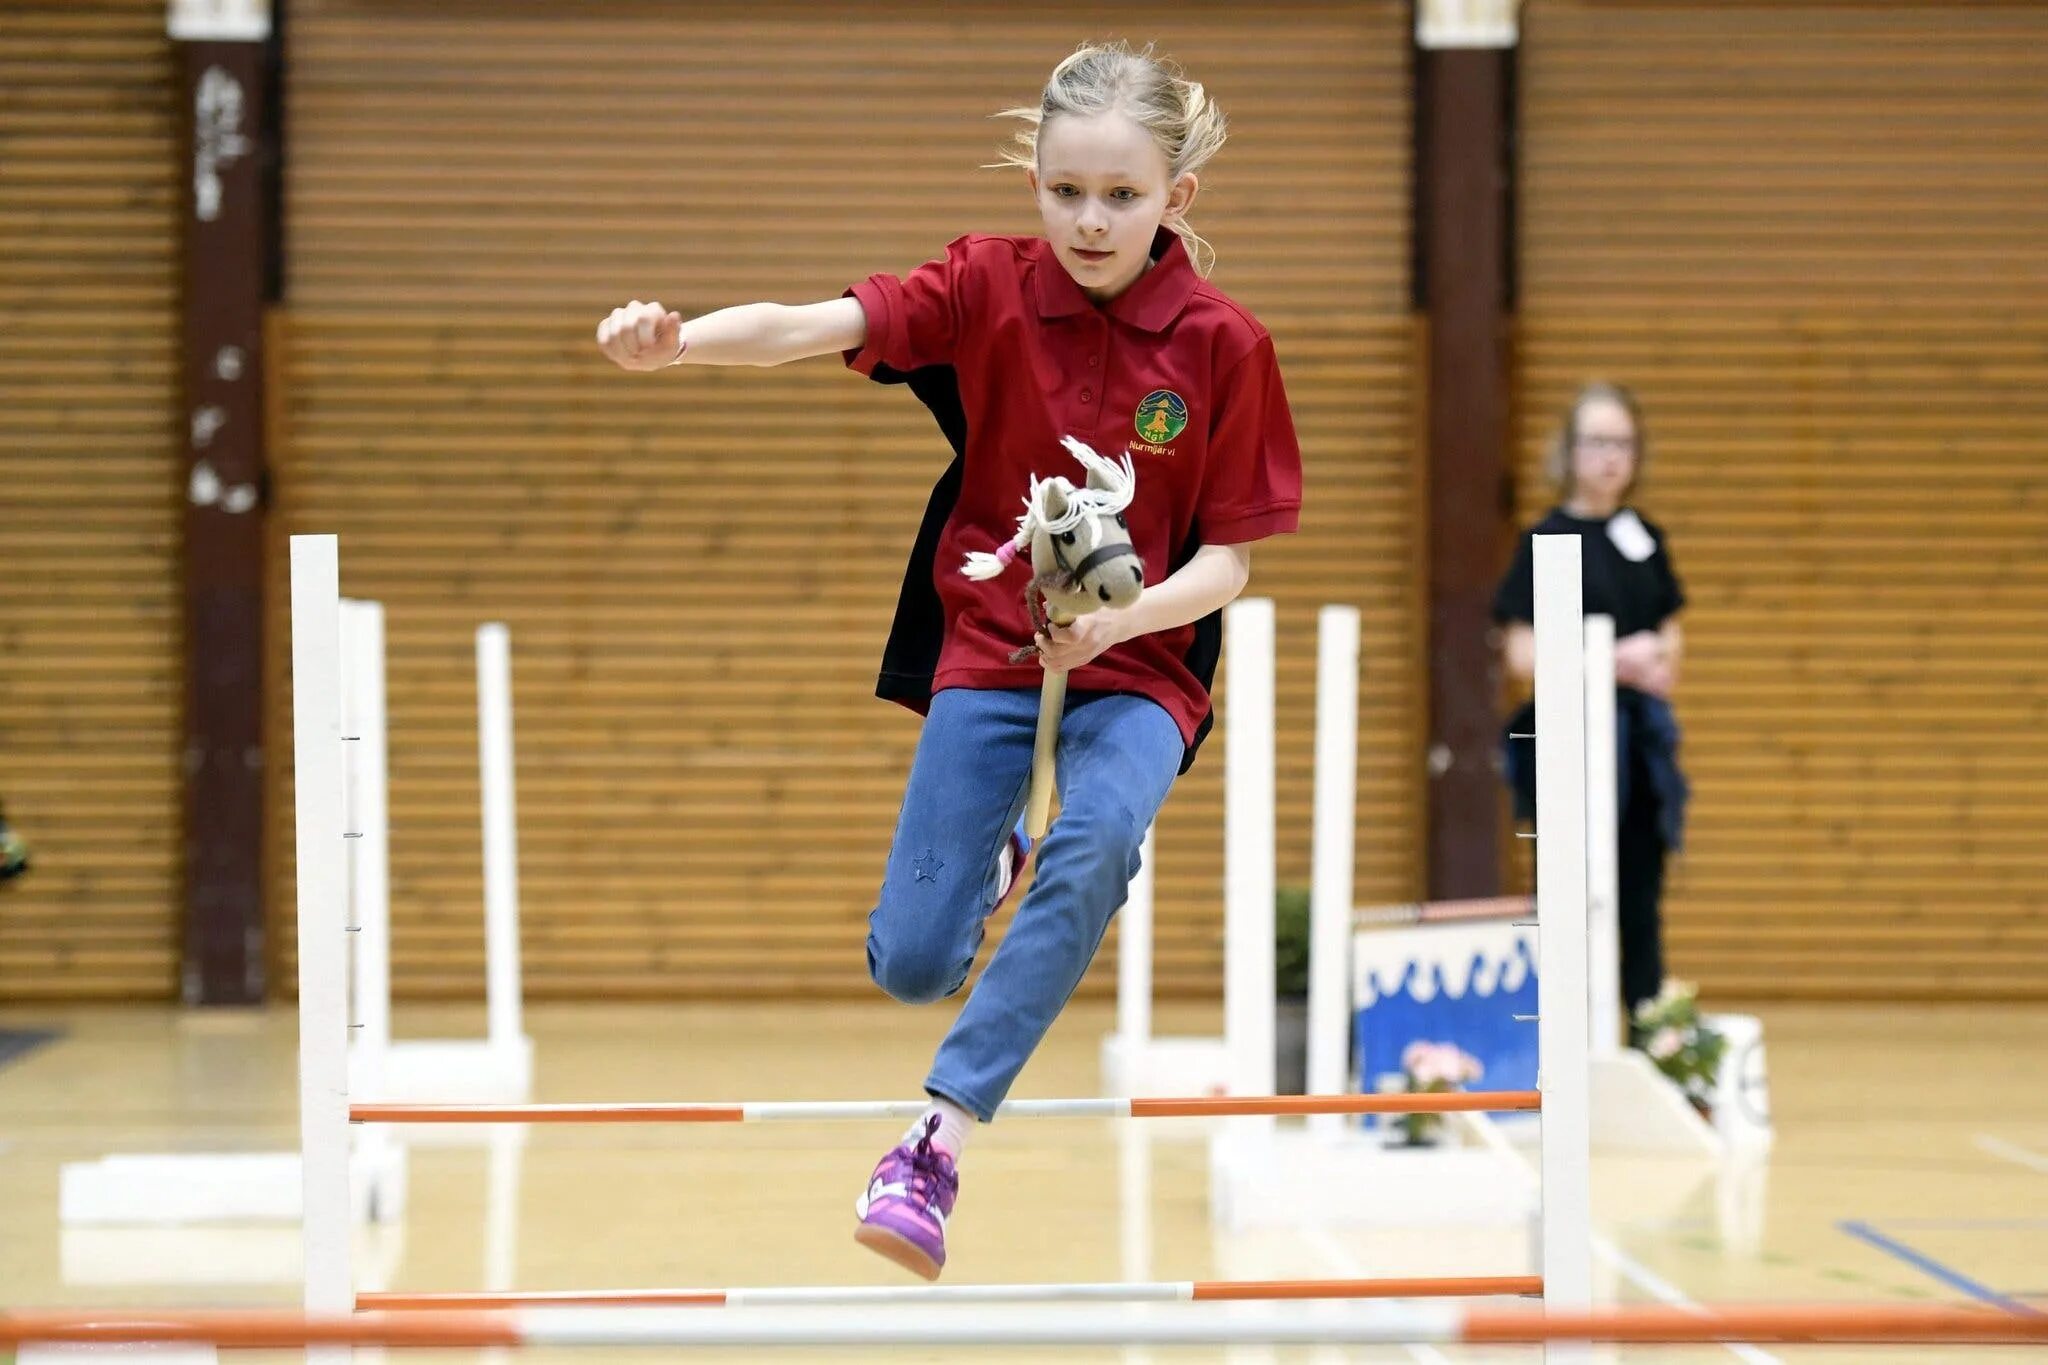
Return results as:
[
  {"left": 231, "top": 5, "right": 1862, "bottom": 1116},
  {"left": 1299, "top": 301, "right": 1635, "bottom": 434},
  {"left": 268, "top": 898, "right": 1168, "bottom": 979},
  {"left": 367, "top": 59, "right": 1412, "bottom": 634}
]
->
[{"left": 1134, "top": 389, "right": 1188, "bottom": 445}]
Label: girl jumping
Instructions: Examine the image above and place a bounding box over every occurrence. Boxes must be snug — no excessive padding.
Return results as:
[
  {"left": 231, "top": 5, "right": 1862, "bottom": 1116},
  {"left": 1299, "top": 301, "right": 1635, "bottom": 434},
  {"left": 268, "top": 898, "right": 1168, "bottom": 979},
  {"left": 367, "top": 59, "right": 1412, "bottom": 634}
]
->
[{"left": 596, "top": 40, "right": 1302, "bottom": 1280}]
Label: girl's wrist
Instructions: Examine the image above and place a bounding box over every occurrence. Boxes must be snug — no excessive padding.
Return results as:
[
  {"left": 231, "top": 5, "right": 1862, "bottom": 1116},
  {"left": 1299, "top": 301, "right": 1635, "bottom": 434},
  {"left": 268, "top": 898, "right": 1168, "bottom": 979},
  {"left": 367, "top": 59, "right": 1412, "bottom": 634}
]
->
[{"left": 1111, "top": 595, "right": 1150, "bottom": 642}]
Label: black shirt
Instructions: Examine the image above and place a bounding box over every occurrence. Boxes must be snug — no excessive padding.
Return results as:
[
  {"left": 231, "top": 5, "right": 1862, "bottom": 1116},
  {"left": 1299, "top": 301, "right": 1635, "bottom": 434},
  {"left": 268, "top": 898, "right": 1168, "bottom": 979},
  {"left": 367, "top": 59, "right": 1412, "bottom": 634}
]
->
[{"left": 1492, "top": 507, "right": 1686, "bottom": 635}]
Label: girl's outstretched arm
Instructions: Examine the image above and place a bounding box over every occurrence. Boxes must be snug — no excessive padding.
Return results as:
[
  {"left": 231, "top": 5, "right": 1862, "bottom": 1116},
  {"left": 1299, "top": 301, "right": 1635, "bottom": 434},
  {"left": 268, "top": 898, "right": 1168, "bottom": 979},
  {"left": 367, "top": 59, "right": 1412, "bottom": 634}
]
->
[{"left": 596, "top": 297, "right": 867, "bottom": 371}]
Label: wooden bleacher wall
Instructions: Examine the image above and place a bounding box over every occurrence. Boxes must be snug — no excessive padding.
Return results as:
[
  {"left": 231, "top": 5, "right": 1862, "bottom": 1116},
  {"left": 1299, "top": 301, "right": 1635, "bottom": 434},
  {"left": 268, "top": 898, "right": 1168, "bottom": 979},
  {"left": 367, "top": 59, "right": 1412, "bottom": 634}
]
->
[
  {"left": 0, "top": 1, "right": 181, "bottom": 1000},
  {"left": 1515, "top": 1, "right": 2048, "bottom": 999},
  {"left": 269, "top": 2, "right": 1421, "bottom": 999}
]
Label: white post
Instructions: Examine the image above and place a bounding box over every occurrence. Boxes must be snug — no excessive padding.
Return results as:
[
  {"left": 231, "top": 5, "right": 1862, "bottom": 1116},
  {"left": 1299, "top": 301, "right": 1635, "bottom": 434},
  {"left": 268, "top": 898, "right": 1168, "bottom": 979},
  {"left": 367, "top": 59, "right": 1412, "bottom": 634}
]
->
[
  {"left": 479, "top": 1127, "right": 526, "bottom": 1365},
  {"left": 1115, "top": 827, "right": 1156, "bottom": 1049},
  {"left": 1534, "top": 535, "right": 1593, "bottom": 1364},
  {"left": 341, "top": 598, "right": 398, "bottom": 1228},
  {"left": 1223, "top": 599, "right": 1277, "bottom": 1105},
  {"left": 1116, "top": 1122, "right": 1153, "bottom": 1365},
  {"left": 483, "top": 1129, "right": 522, "bottom": 1290},
  {"left": 342, "top": 601, "right": 391, "bottom": 1069},
  {"left": 1583, "top": 615, "right": 1623, "bottom": 1058},
  {"left": 290, "top": 535, "right": 355, "bottom": 1362},
  {"left": 1307, "top": 606, "right": 1360, "bottom": 1137},
  {"left": 476, "top": 624, "right": 524, "bottom": 1054}
]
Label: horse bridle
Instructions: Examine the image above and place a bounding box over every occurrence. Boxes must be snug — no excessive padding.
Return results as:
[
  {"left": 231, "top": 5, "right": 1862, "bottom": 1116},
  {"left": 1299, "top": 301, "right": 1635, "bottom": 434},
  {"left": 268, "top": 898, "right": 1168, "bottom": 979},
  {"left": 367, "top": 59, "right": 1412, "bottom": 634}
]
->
[{"left": 1048, "top": 527, "right": 1129, "bottom": 592}]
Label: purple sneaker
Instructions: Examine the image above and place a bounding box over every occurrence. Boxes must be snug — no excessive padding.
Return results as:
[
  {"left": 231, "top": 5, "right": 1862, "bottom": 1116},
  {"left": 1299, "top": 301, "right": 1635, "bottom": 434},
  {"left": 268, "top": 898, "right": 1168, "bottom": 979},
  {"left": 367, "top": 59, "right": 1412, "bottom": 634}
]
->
[{"left": 853, "top": 1115, "right": 959, "bottom": 1280}]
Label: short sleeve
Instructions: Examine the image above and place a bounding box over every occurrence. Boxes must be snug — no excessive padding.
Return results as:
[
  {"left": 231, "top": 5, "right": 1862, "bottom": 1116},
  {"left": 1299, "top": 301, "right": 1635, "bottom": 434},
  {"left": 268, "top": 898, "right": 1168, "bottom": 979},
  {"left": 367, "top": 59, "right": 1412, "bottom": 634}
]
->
[
  {"left": 1653, "top": 533, "right": 1687, "bottom": 623},
  {"left": 843, "top": 236, "right": 972, "bottom": 378},
  {"left": 1492, "top": 531, "right": 1536, "bottom": 624},
  {"left": 1196, "top": 335, "right": 1302, "bottom": 544}
]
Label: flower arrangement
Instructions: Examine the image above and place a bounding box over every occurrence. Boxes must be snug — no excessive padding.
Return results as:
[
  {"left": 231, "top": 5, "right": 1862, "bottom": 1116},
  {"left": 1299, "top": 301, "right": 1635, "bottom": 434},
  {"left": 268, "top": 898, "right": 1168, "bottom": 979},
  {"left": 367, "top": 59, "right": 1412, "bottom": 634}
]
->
[
  {"left": 1632, "top": 978, "right": 1726, "bottom": 1118},
  {"left": 1394, "top": 1041, "right": 1483, "bottom": 1146}
]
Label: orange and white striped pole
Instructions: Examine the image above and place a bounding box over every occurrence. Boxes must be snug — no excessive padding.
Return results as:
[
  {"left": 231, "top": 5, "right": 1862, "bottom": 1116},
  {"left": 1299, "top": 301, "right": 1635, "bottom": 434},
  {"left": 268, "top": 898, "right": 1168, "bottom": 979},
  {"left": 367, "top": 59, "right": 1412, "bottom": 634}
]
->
[
  {"left": 358, "top": 1274, "right": 1543, "bottom": 1311},
  {"left": 3, "top": 1302, "right": 2046, "bottom": 1349},
  {"left": 348, "top": 1090, "right": 1542, "bottom": 1125}
]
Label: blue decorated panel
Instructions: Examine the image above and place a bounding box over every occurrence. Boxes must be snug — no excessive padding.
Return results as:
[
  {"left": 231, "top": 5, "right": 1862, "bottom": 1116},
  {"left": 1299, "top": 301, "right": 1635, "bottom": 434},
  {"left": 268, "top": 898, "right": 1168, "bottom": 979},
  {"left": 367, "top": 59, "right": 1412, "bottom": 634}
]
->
[{"left": 1351, "top": 923, "right": 1539, "bottom": 1125}]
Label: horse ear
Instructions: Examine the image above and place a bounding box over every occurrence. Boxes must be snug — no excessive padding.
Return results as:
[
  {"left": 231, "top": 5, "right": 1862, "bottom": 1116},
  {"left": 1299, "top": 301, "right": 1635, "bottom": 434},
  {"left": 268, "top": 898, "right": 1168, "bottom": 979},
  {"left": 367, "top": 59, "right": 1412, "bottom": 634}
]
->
[
  {"left": 1040, "top": 479, "right": 1072, "bottom": 521},
  {"left": 1085, "top": 462, "right": 1112, "bottom": 492}
]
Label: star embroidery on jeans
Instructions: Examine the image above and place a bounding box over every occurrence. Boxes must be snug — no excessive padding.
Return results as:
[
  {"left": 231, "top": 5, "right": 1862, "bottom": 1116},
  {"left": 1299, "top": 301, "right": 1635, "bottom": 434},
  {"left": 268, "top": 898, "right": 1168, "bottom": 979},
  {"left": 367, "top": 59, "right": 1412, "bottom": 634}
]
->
[{"left": 912, "top": 849, "right": 945, "bottom": 884}]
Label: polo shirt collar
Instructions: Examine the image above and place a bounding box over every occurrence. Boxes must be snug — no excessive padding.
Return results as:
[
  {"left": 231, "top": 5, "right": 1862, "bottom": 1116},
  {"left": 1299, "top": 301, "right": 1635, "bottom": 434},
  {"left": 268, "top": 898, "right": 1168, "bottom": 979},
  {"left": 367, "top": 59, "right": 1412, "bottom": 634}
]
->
[{"left": 1033, "top": 228, "right": 1199, "bottom": 332}]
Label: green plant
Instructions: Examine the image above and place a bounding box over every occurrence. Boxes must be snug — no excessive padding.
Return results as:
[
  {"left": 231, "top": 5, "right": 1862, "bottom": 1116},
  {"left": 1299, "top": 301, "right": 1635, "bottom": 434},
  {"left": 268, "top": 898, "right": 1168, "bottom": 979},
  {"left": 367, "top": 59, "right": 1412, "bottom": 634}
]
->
[
  {"left": 1274, "top": 884, "right": 1311, "bottom": 998},
  {"left": 1632, "top": 979, "right": 1727, "bottom": 1117}
]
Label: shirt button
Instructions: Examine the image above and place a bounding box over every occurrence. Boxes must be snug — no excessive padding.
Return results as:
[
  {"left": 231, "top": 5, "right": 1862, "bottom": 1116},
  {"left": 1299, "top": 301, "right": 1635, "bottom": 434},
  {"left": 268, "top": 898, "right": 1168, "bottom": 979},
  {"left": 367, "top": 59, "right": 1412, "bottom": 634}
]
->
[
  {"left": 1087, "top": 355, "right": 1100, "bottom": 368},
  {"left": 1080, "top": 389, "right": 1093, "bottom": 403}
]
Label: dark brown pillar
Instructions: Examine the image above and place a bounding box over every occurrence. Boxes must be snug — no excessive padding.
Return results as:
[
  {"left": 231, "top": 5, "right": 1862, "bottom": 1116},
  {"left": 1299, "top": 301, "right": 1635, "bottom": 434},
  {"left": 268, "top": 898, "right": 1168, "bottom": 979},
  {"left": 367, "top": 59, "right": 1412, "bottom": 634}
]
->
[
  {"left": 1417, "top": 35, "right": 1515, "bottom": 900},
  {"left": 175, "top": 7, "right": 278, "bottom": 1003}
]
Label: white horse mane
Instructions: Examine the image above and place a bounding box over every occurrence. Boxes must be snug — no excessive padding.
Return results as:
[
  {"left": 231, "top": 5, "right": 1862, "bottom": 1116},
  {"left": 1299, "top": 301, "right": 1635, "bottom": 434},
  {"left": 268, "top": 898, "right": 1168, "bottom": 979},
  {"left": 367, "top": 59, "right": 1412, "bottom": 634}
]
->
[{"left": 960, "top": 437, "right": 1137, "bottom": 581}]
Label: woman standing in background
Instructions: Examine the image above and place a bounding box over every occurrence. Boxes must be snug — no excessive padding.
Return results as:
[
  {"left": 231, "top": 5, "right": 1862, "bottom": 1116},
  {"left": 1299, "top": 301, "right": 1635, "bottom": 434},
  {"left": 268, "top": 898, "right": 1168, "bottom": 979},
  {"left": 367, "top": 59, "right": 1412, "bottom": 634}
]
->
[{"left": 1494, "top": 382, "right": 1689, "bottom": 1030}]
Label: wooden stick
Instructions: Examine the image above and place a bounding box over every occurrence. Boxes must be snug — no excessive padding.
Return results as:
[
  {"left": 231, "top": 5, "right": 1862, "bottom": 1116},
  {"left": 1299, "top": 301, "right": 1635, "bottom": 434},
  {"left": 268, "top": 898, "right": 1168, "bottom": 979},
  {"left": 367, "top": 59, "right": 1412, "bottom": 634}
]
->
[{"left": 1025, "top": 607, "right": 1073, "bottom": 839}]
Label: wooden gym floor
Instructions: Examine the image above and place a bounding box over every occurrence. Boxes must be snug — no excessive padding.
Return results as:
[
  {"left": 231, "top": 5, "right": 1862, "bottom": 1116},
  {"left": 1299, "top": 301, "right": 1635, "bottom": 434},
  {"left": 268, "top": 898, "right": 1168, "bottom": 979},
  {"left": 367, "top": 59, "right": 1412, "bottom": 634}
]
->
[{"left": 2, "top": 998, "right": 2045, "bottom": 1363}]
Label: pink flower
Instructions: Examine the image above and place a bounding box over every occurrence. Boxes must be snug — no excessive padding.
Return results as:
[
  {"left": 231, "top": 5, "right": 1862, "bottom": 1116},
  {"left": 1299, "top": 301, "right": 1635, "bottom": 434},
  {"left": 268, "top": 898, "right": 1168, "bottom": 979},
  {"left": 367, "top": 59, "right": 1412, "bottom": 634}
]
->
[
  {"left": 1647, "top": 1027, "right": 1683, "bottom": 1060},
  {"left": 1403, "top": 1041, "right": 1484, "bottom": 1087}
]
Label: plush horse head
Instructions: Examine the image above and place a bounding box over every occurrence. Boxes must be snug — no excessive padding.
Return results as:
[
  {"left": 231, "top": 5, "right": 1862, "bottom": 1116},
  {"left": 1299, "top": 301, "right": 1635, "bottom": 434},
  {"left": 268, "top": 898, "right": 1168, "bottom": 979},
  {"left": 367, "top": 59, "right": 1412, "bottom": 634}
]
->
[{"left": 962, "top": 437, "right": 1144, "bottom": 630}]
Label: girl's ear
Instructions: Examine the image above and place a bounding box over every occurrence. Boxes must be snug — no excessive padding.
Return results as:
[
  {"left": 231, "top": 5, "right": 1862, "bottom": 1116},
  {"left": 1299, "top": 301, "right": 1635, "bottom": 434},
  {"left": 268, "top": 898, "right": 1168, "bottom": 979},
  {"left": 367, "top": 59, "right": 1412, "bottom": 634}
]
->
[
  {"left": 1024, "top": 166, "right": 1040, "bottom": 198},
  {"left": 1165, "top": 170, "right": 1199, "bottom": 224}
]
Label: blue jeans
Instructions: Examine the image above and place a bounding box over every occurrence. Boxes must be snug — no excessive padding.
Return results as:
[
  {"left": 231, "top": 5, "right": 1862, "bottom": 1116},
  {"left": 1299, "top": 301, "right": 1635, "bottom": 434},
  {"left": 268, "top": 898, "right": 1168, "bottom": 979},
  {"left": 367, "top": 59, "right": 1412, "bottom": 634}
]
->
[{"left": 867, "top": 686, "right": 1183, "bottom": 1120}]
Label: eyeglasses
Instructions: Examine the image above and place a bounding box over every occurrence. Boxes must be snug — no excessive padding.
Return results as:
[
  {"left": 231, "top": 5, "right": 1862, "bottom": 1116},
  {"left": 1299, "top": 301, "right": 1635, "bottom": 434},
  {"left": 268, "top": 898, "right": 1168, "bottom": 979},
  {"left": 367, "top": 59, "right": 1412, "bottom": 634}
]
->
[{"left": 1574, "top": 434, "right": 1637, "bottom": 453}]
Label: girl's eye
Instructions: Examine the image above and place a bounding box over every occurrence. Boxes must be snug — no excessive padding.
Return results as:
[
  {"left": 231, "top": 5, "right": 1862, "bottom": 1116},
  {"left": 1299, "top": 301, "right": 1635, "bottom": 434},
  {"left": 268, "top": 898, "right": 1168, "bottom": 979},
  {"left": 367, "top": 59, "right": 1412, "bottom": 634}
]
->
[
  {"left": 1113, "top": 188, "right": 1138, "bottom": 202},
  {"left": 1054, "top": 185, "right": 1079, "bottom": 198}
]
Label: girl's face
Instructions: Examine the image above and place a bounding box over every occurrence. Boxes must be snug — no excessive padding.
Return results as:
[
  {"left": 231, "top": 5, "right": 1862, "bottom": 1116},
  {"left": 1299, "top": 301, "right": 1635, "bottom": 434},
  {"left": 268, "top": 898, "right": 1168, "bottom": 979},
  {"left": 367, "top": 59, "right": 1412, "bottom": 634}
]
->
[
  {"left": 1569, "top": 398, "right": 1639, "bottom": 509},
  {"left": 1027, "top": 111, "right": 1198, "bottom": 304}
]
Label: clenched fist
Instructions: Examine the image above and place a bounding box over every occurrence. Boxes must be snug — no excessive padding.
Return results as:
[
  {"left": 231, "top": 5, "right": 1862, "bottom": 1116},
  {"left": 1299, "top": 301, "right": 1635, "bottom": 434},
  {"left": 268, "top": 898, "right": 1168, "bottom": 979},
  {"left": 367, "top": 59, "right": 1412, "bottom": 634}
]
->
[{"left": 596, "top": 300, "right": 684, "bottom": 371}]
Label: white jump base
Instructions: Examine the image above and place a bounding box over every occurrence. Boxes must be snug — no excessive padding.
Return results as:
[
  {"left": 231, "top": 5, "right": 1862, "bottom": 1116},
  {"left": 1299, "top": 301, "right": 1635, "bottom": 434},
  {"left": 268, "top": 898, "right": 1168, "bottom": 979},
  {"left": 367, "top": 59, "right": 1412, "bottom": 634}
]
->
[
  {"left": 60, "top": 1224, "right": 407, "bottom": 1290},
  {"left": 1584, "top": 1013, "right": 1771, "bottom": 1157},
  {"left": 1210, "top": 1123, "right": 1540, "bottom": 1232},
  {"left": 351, "top": 1037, "right": 535, "bottom": 1106},
  {"left": 59, "top": 1144, "right": 406, "bottom": 1228},
  {"left": 1098, "top": 1034, "right": 1230, "bottom": 1101},
  {"left": 58, "top": 599, "right": 531, "bottom": 1242}
]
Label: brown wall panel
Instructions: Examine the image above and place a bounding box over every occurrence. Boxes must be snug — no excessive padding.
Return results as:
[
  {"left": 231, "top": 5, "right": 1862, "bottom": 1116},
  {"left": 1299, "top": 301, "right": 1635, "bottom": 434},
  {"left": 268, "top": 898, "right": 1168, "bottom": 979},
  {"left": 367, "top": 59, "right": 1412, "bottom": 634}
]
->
[
  {"left": 274, "top": 2, "right": 1420, "bottom": 999},
  {"left": 0, "top": 1, "right": 183, "bottom": 1000},
  {"left": 1518, "top": 2, "right": 2048, "bottom": 999}
]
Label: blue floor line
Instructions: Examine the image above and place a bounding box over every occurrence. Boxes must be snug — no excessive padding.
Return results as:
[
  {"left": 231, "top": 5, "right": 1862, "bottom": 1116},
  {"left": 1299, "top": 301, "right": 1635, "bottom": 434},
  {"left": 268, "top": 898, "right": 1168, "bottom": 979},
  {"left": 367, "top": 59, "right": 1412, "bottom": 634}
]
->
[
  {"left": 0, "top": 1028, "right": 59, "bottom": 1072},
  {"left": 1838, "top": 1220, "right": 2042, "bottom": 1317},
  {"left": 1858, "top": 1217, "right": 2048, "bottom": 1230}
]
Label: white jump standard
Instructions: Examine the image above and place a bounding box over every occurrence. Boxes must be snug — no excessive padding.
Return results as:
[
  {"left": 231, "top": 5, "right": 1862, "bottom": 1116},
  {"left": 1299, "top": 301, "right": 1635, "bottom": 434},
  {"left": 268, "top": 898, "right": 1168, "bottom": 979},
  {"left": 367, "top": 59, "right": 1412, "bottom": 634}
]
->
[{"left": 285, "top": 533, "right": 1590, "bottom": 1360}]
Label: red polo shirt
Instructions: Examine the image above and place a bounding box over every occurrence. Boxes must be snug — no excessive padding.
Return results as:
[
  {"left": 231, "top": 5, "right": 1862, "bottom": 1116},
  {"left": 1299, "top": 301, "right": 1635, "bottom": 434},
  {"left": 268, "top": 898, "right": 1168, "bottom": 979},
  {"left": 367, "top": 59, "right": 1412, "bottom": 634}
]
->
[{"left": 844, "top": 229, "right": 1302, "bottom": 763}]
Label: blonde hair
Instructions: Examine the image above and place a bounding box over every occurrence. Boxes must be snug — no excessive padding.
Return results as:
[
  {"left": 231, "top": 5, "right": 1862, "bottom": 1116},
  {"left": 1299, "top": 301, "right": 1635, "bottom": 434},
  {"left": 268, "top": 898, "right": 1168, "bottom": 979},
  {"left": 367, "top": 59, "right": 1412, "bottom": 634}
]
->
[
  {"left": 994, "top": 41, "right": 1229, "bottom": 275},
  {"left": 1547, "top": 381, "right": 1650, "bottom": 501}
]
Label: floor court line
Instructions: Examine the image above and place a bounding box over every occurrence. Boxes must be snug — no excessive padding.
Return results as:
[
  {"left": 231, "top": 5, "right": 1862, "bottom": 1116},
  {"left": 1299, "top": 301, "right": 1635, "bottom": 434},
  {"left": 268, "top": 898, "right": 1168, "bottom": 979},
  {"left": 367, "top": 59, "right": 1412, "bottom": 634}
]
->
[
  {"left": 1862, "top": 1217, "right": 2048, "bottom": 1231},
  {"left": 1836, "top": 1220, "right": 2041, "bottom": 1317},
  {"left": 1974, "top": 1134, "right": 2048, "bottom": 1176},
  {"left": 1589, "top": 1232, "right": 1782, "bottom": 1365},
  {"left": 1292, "top": 1225, "right": 1455, "bottom": 1365},
  {"left": 1292, "top": 1185, "right": 1783, "bottom": 1363}
]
